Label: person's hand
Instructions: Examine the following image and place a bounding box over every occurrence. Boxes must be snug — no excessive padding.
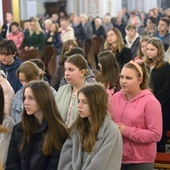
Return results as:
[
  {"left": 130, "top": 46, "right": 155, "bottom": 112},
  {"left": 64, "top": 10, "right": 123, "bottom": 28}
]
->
[
  {"left": 58, "top": 27, "right": 62, "bottom": 32},
  {"left": 117, "top": 123, "right": 125, "bottom": 134},
  {"left": 24, "top": 46, "right": 29, "bottom": 51},
  {"left": 29, "top": 46, "right": 34, "bottom": 50}
]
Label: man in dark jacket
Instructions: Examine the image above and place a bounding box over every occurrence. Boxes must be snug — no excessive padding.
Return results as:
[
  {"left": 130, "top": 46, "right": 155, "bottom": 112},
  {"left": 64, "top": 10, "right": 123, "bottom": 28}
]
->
[
  {"left": 72, "top": 16, "right": 86, "bottom": 46},
  {"left": 124, "top": 24, "right": 140, "bottom": 60},
  {"left": 1, "top": 12, "right": 13, "bottom": 38}
]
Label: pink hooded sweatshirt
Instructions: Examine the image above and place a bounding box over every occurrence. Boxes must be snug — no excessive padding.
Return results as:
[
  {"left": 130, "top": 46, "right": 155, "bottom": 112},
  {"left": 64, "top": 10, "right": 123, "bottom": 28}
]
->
[{"left": 109, "top": 89, "right": 162, "bottom": 164}]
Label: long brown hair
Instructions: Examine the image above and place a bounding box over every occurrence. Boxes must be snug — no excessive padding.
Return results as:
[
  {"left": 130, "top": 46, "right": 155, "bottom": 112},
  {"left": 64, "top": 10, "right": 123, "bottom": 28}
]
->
[
  {"left": 70, "top": 83, "right": 108, "bottom": 153},
  {"left": 144, "top": 37, "right": 165, "bottom": 69},
  {"left": 20, "top": 81, "right": 68, "bottom": 155},
  {"left": 59, "top": 40, "right": 78, "bottom": 65},
  {"left": 98, "top": 50, "right": 120, "bottom": 91},
  {"left": 104, "top": 28, "right": 125, "bottom": 52}
]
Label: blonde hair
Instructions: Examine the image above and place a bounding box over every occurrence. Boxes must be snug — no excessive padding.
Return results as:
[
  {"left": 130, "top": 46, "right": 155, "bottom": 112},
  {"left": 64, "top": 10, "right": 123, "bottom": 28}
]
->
[
  {"left": 104, "top": 28, "right": 126, "bottom": 52},
  {"left": 32, "top": 19, "right": 44, "bottom": 34}
]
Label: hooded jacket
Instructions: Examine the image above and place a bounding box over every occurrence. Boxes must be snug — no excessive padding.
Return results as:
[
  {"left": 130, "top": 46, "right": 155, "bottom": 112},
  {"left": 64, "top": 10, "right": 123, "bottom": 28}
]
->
[
  {"left": 1, "top": 56, "right": 22, "bottom": 93},
  {"left": 109, "top": 89, "right": 162, "bottom": 163}
]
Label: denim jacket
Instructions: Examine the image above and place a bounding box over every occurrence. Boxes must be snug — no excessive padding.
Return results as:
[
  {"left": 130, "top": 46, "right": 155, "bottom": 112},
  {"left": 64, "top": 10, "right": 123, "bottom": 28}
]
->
[{"left": 11, "top": 86, "right": 57, "bottom": 123}]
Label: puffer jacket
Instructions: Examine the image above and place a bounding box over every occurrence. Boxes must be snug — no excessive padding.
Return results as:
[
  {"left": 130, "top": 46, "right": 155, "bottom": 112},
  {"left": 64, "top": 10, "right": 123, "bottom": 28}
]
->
[
  {"left": 0, "top": 73, "right": 14, "bottom": 115},
  {"left": 6, "top": 120, "right": 62, "bottom": 170}
]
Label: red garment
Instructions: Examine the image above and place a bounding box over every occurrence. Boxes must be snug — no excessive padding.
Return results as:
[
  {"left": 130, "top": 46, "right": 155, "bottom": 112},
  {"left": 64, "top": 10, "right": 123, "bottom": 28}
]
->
[{"left": 7, "top": 31, "right": 24, "bottom": 49}]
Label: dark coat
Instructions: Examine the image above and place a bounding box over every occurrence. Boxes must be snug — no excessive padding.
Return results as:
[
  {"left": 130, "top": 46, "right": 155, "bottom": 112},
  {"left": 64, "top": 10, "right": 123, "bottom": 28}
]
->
[
  {"left": 113, "top": 23, "right": 127, "bottom": 39},
  {"left": 115, "top": 47, "right": 132, "bottom": 71},
  {"left": 6, "top": 121, "right": 61, "bottom": 170},
  {"left": 149, "top": 62, "right": 170, "bottom": 152},
  {"left": 149, "top": 62, "right": 170, "bottom": 112},
  {"left": 124, "top": 36, "right": 140, "bottom": 60},
  {"left": 45, "top": 32, "right": 62, "bottom": 49},
  {"left": 73, "top": 23, "right": 86, "bottom": 42},
  {"left": 93, "top": 26, "right": 106, "bottom": 38},
  {"left": 0, "top": 33, "right": 3, "bottom": 42},
  {"left": 22, "top": 30, "right": 45, "bottom": 53},
  {"left": 1, "top": 56, "right": 22, "bottom": 93},
  {"left": 1, "top": 23, "right": 11, "bottom": 38}
]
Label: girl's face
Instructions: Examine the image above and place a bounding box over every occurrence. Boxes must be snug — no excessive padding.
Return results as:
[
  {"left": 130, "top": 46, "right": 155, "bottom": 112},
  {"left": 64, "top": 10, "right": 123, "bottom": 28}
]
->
[
  {"left": 19, "top": 73, "right": 29, "bottom": 87},
  {"left": 120, "top": 67, "right": 142, "bottom": 96},
  {"left": 24, "top": 87, "right": 43, "bottom": 123},
  {"left": 107, "top": 30, "right": 117, "bottom": 45},
  {"left": 78, "top": 92, "right": 91, "bottom": 120},
  {"left": 140, "top": 41, "right": 148, "bottom": 55},
  {"left": 146, "top": 43, "right": 158, "bottom": 59},
  {"left": 64, "top": 62, "right": 85, "bottom": 85}
]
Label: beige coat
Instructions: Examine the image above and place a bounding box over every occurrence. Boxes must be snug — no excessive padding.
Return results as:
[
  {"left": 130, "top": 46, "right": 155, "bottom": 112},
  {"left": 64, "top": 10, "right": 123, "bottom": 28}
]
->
[
  {"left": 0, "top": 74, "right": 14, "bottom": 115},
  {"left": 0, "top": 115, "right": 15, "bottom": 169}
]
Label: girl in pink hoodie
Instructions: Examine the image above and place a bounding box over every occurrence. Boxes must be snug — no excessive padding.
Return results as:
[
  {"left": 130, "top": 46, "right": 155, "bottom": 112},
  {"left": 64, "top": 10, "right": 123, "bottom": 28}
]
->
[{"left": 109, "top": 60, "right": 162, "bottom": 170}]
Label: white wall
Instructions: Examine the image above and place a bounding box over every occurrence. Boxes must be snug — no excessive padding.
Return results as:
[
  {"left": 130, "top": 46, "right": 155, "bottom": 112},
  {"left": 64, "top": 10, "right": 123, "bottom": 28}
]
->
[
  {"left": 0, "top": 0, "right": 3, "bottom": 25},
  {"left": 66, "top": 0, "right": 75, "bottom": 15},
  {"left": 70, "top": 0, "right": 122, "bottom": 18},
  {"left": 20, "top": 0, "right": 37, "bottom": 20},
  {"left": 19, "top": 0, "right": 159, "bottom": 21},
  {"left": 110, "top": 0, "right": 122, "bottom": 17},
  {"left": 143, "top": 0, "right": 158, "bottom": 13}
]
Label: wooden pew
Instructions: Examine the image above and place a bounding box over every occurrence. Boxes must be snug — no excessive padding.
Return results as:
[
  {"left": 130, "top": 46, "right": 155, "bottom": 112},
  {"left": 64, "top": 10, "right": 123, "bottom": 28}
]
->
[
  {"left": 18, "top": 49, "right": 41, "bottom": 61},
  {"left": 44, "top": 46, "right": 57, "bottom": 77},
  {"left": 154, "top": 152, "right": 170, "bottom": 170},
  {"left": 87, "top": 37, "right": 105, "bottom": 69}
]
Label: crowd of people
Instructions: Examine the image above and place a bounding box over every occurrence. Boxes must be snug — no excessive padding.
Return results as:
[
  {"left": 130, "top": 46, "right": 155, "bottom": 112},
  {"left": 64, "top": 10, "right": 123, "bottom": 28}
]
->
[{"left": 0, "top": 6, "right": 170, "bottom": 170}]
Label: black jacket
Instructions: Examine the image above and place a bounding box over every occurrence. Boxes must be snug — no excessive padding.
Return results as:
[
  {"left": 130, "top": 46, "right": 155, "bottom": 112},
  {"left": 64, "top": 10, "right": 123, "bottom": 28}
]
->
[
  {"left": 149, "top": 62, "right": 170, "bottom": 112},
  {"left": 124, "top": 36, "right": 140, "bottom": 60},
  {"left": 115, "top": 47, "right": 132, "bottom": 71},
  {"left": 6, "top": 121, "right": 62, "bottom": 170},
  {"left": 73, "top": 23, "right": 86, "bottom": 42},
  {"left": 1, "top": 23, "right": 11, "bottom": 38},
  {"left": 93, "top": 26, "right": 106, "bottom": 38}
]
